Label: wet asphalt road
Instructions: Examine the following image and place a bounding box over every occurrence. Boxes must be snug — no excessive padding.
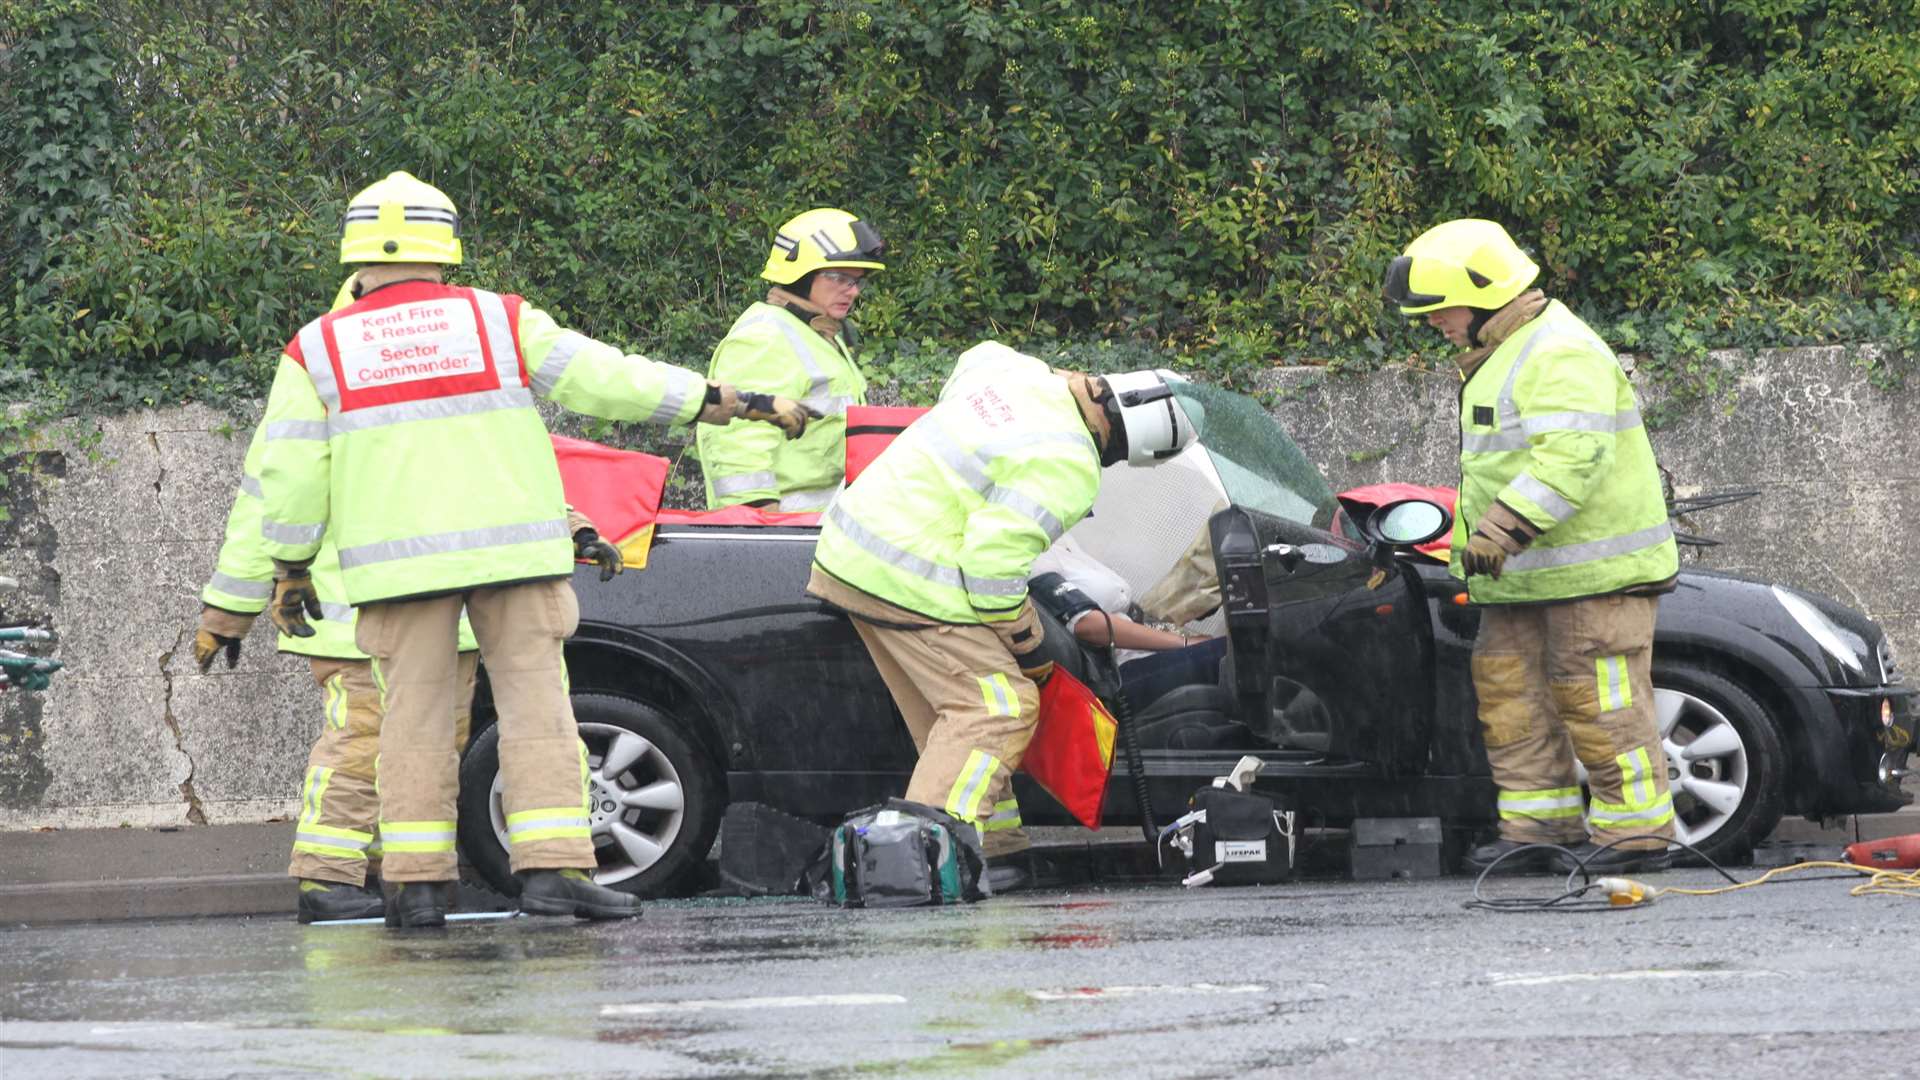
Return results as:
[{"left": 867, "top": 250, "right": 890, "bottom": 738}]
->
[{"left": 1, "top": 870, "right": 1913, "bottom": 1079}]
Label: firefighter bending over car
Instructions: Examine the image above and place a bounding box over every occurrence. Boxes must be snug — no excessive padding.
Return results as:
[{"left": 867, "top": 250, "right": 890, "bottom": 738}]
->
[
  {"left": 1386, "top": 219, "right": 1680, "bottom": 875},
  {"left": 249, "top": 171, "right": 805, "bottom": 928},
  {"left": 805, "top": 342, "right": 1198, "bottom": 893},
  {"left": 698, "top": 208, "right": 884, "bottom": 511}
]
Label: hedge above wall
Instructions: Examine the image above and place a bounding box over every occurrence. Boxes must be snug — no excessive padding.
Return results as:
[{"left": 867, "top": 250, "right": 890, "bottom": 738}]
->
[{"left": 2, "top": 0, "right": 1918, "bottom": 415}]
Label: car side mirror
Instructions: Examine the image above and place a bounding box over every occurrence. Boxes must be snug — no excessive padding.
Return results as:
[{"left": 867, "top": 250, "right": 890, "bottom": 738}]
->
[{"left": 1361, "top": 499, "right": 1452, "bottom": 547}]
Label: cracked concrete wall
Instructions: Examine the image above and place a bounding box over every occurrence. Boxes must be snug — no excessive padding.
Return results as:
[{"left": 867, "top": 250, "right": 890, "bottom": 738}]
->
[{"left": 0, "top": 344, "right": 1910, "bottom": 829}]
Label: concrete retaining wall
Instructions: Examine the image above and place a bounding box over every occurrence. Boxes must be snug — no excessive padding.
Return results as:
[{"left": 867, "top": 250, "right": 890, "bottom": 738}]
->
[{"left": 0, "top": 345, "right": 1908, "bottom": 829}]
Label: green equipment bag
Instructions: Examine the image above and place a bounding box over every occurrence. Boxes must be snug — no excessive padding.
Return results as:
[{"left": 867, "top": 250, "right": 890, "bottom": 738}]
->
[{"left": 806, "top": 799, "right": 988, "bottom": 908}]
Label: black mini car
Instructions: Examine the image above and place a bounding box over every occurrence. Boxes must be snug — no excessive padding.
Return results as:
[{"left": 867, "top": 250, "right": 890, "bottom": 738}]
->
[{"left": 455, "top": 383, "right": 1915, "bottom": 896}]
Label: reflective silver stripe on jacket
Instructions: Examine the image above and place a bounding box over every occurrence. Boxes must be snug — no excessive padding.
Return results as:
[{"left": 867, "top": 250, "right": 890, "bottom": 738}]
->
[
  {"left": 473, "top": 290, "right": 521, "bottom": 390},
  {"left": 530, "top": 331, "right": 590, "bottom": 399},
  {"left": 712, "top": 470, "right": 778, "bottom": 498},
  {"left": 207, "top": 571, "right": 272, "bottom": 601},
  {"left": 336, "top": 518, "right": 570, "bottom": 570},
  {"left": 1505, "top": 472, "right": 1575, "bottom": 525},
  {"left": 825, "top": 504, "right": 1023, "bottom": 598},
  {"left": 1462, "top": 320, "right": 1629, "bottom": 454},
  {"left": 239, "top": 474, "right": 264, "bottom": 500},
  {"left": 319, "top": 602, "right": 355, "bottom": 622},
  {"left": 740, "top": 311, "right": 852, "bottom": 415},
  {"left": 917, "top": 422, "right": 1082, "bottom": 543},
  {"left": 299, "top": 319, "right": 340, "bottom": 410},
  {"left": 261, "top": 518, "right": 326, "bottom": 545},
  {"left": 266, "top": 419, "right": 329, "bottom": 443},
  {"left": 779, "top": 486, "right": 837, "bottom": 512},
  {"left": 327, "top": 387, "right": 535, "bottom": 434},
  {"left": 1504, "top": 522, "right": 1674, "bottom": 574},
  {"left": 648, "top": 365, "right": 705, "bottom": 425},
  {"left": 1522, "top": 407, "right": 1642, "bottom": 437}
]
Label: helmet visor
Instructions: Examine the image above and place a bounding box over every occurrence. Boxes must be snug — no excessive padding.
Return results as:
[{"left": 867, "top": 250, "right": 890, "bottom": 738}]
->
[{"left": 1383, "top": 256, "right": 1447, "bottom": 313}]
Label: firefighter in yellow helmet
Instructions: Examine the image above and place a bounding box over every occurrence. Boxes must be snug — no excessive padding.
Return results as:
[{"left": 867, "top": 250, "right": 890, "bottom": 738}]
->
[
  {"left": 696, "top": 208, "right": 886, "bottom": 511},
  {"left": 1385, "top": 219, "right": 1679, "bottom": 875},
  {"left": 250, "top": 171, "right": 806, "bottom": 927}
]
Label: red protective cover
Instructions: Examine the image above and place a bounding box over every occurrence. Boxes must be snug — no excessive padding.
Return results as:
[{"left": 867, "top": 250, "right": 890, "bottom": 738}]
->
[
  {"left": 844, "top": 405, "right": 930, "bottom": 485},
  {"left": 1021, "top": 669, "right": 1119, "bottom": 830},
  {"left": 1337, "top": 482, "right": 1459, "bottom": 560},
  {"left": 550, "top": 435, "right": 670, "bottom": 545},
  {"left": 654, "top": 506, "right": 821, "bottom": 526}
]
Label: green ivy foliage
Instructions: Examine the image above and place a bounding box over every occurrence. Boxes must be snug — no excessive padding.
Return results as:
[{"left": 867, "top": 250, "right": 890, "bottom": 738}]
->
[{"left": 2, "top": 0, "right": 1917, "bottom": 416}]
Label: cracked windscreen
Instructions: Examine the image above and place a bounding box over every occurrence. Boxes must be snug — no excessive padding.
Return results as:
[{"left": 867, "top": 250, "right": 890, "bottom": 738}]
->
[{"left": 1171, "top": 382, "right": 1336, "bottom": 530}]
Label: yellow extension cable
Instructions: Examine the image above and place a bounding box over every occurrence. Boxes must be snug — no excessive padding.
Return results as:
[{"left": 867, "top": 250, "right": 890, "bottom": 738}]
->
[{"left": 1634, "top": 861, "right": 1920, "bottom": 903}]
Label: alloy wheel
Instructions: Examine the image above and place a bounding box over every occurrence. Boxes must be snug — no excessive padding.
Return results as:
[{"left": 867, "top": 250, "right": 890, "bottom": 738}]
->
[{"left": 486, "top": 720, "right": 688, "bottom": 886}]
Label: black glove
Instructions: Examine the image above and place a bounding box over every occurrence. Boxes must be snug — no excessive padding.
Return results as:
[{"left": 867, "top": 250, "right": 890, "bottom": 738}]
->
[
  {"left": 574, "top": 528, "right": 624, "bottom": 582},
  {"left": 735, "top": 392, "right": 820, "bottom": 439}
]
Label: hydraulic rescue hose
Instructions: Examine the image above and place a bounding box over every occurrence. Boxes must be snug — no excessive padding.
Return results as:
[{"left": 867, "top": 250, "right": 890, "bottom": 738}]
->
[{"left": 1094, "top": 612, "right": 1156, "bottom": 845}]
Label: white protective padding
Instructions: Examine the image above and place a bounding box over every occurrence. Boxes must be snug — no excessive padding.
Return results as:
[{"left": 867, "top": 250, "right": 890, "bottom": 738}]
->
[{"left": 1063, "top": 444, "right": 1229, "bottom": 636}]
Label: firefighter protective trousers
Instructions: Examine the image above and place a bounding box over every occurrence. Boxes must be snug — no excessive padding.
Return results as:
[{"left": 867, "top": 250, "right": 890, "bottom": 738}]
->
[
  {"left": 358, "top": 580, "right": 590, "bottom": 881},
  {"left": 287, "top": 653, "right": 477, "bottom": 884},
  {"left": 1472, "top": 594, "right": 1677, "bottom": 849},
  {"left": 850, "top": 618, "right": 1039, "bottom": 858}
]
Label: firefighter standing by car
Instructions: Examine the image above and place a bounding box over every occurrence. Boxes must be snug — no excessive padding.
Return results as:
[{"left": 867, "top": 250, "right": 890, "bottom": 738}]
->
[
  {"left": 697, "top": 208, "right": 885, "bottom": 511},
  {"left": 1385, "top": 219, "right": 1680, "bottom": 875},
  {"left": 192, "top": 370, "right": 621, "bottom": 922},
  {"left": 251, "top": 171, "right": 810, "bottom": 927},
  {"left": 805, "top": 342, "right": 1197, "bottom": 892}
]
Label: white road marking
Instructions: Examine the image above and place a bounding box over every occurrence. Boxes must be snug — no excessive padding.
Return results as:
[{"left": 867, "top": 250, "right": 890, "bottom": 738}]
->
[
  {"left": 601, "top": 993, "right": 907, "bottom": 1016},
  {"left": 1489, "top": 969, "right": 1779, "bottom": 988},
  {"left": 1029, "top": 982, "right": 1267, "bottom": 1002}
]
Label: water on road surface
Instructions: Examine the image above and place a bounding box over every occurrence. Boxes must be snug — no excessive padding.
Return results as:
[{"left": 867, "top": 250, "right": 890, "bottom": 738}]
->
[{"left": 1, "top": 873, "right": 1910, "bottom": 1078}]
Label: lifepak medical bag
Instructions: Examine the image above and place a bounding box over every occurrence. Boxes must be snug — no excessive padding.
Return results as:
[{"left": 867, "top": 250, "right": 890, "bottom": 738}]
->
[
  {"left": 1164, "top": 756, "right": 1297, "bottom": 886},
  {"left": 806, "top": 799, "right": 988, "bottom": 908}
]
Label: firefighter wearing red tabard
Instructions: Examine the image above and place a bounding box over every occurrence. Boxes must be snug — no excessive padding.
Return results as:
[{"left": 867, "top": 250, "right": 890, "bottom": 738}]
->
[{"left": 253, "top": 171, "right": 808, "bottom": 927}]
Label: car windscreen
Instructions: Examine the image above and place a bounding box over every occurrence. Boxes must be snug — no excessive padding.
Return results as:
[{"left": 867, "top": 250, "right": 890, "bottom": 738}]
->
[{"left": 1172, "top": 382, "right": 1337, "bottom": 530}]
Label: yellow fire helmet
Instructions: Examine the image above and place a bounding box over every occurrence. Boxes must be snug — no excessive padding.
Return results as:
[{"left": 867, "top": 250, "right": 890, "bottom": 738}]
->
[
  {"left": 1383, "top": 218, "right": 1539, "bottom": 314},
  {"left": 761, "top": 208, "right": 886, "bottom": 285},
  {"left": 338, "top": 171, "right": 462, "bottom": 265}
]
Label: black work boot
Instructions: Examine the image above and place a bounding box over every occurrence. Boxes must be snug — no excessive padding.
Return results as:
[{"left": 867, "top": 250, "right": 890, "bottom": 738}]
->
[
  {"left": 382, "top": 880, "right": 453, "bottom": 928},
  {"left": 1462, "top": 837, "right": 1576, "bottom": 876},
  {"left": 296, "top": 879, "right": 386, "bottom": 924},
  {"left": 984, "top": 853, "right": 1034, "bottom": 895},
  {"left": 1564, "top": 841, "right": 1673, "bottom": 874},
  {"left": 518, "top": 869, "right": 643, "bottom": 920}
]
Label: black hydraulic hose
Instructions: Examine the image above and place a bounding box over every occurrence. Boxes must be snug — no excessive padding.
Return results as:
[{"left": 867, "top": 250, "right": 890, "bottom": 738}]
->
[{"left": 1093, "top": 612, "right": 1156, "bottom": 845}]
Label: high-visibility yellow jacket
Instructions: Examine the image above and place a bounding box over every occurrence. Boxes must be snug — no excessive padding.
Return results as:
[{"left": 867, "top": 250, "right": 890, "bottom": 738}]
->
[
  {"left": 812, "top": 347, "right": 1100, "bottom": 623},
  {"left": 1453, "top": 301, "right": 1677, "bottom": 604},
  {"left": 201, "top": 423, "right": 479, "bottom": 658},
  {"left": 697, "top": 302, "right": 866, "bottom": 511},
  {"left": 256, "top": 280, "right": 708, "bottom": 603}
]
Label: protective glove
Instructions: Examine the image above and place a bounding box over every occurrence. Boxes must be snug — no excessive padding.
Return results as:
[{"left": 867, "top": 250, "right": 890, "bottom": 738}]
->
[
  {"left": 1462, "top": 501, "right": 1539, "bottom": 580},
  {"left": 573, "top": 528, "right": 624, "bottom": 582},
  {"left": 269, "top": 562, "right": 322, "bottom": 639},
  {"left": 192, "top": 605, "right": 254, "bottom": 673},
  {"left": 735, "top": 392, "right": 819, "bottom": 440},
  {"left": 697, "top": 382, "right": 739, "bottom": 426},
  {"left": 986, "top": 602, "right": 1054, "bottom": 686}
]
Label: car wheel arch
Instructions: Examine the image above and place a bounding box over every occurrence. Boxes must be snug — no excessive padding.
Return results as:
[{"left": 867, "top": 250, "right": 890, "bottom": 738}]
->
[
  {"left": 562, "top": 636, "right": 736, "bottom": 771},
  {"left": 1650, "top": 635, "right": 1838, "bottom": 814}
]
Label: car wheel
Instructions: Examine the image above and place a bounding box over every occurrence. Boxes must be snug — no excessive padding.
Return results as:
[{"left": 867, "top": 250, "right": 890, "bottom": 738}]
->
[
  {"left": 457, "top": 693, "right": 724, "bottom": 898},
  {"left": 1648, "top": 661, "right": 1786, "bottom": 863}
]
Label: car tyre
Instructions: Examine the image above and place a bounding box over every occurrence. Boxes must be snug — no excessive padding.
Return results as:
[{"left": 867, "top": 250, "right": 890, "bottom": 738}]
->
[
  {"left": 1650, "top": 660, "right": 1786, "bottom": 866},
  {"left": 458, "top": 693, "right": 724, "bottom": 899}
]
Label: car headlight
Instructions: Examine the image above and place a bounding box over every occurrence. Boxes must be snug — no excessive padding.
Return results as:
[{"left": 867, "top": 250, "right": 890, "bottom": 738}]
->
[{"left": 1771, "top": 585, "right": 1869, "bottom": 676}]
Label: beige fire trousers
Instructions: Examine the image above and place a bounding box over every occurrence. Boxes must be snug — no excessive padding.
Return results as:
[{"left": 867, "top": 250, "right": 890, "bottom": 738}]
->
[
  {"left": 1473, "top": 593, "right": 1677, "bottom": 850},
  {"left": 287, "top": 652, "right": 477, "bottom": 885},
  {"left": 850, "top": 618, "right": 1040, "bottom": 859},
  {"left": 356, "top": 579, "right": 591, "bottom": 881}
]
